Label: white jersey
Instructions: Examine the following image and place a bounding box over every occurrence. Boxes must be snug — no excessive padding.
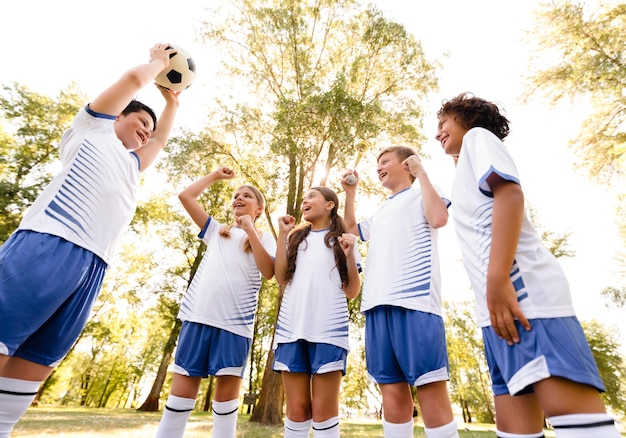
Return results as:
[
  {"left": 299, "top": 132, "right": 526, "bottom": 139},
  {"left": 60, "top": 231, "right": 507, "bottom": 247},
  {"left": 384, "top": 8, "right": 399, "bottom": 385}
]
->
[
  {"left": 177, "top": 218, "right": 277, "bottom": 339},
  {"left": 274, "top": 229, "right": 359, "bottom": 350},
  {"left": 452, "top": 127, "right": 575, "bottom": 327},
  {"left": 17, "top": 106, "right": 140, "bottom": 265},
  {"left": 358, "top": 186, "right": 448, "bottom": 315}
]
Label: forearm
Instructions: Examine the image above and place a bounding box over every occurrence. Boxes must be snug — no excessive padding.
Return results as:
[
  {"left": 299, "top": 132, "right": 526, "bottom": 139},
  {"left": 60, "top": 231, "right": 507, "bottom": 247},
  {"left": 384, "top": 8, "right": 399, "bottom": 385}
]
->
[
  {"left": 415, "top": 171, "right": 448, "bottom": 229},
  {"left": 274, "top": 234, "right": 289, "bottom": 285},
  {"left": 343, "top": 191, "right": 358, "bottom": 235},
  {"left": 247, "top": 233, "right": 275, "bottom": 280},
  {"left": 343, "top": 255, "right": 361, "bottom": 299}
]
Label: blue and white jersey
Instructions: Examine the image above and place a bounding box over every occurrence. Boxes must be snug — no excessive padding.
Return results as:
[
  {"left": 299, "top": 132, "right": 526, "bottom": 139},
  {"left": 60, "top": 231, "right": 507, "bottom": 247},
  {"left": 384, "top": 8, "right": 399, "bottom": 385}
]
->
[
  {"left": 274, "top": 230, "right": 359, "bottom": 351},
  {"left": 452, "top": 127, "right": 575, "bottom": 327},
  {"left": 358, "top": 186, "right": 448, "bottom": 315},
  {"left": 17, "top": 106, "right": 140, "bottom": 265},
  {"left": 178, "top": 218, "right": 276, "bottom": 339}
]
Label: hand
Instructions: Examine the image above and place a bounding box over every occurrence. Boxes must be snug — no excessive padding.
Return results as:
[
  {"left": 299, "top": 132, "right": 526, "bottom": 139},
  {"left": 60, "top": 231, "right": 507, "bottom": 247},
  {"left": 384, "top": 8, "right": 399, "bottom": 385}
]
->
[
  {"left": 341, "top": 170, "right": 359, "bottom": 190},
  {"left": 213, "top": 167, "right": 235, "bottom": 180},
  {"left": 149, "top": 43, "right": 175, "bottom": 70},
  {"left": 487, "top": 276, "right": 531, "bottom": 345},
  {"left": 402, "top": 155, "right": 424, "bottom": 178},
  {"left": 237, "top": 214, "right": 254, "bottom": 231},
  {"left": 337, "top": 233, "right": 356, "bottom": 256},
  {"left": 277, "top": 215, "right": 296, "bottom": 234},
  {"left": 156, "top": 84, "right": 181, "bottom": 104}
]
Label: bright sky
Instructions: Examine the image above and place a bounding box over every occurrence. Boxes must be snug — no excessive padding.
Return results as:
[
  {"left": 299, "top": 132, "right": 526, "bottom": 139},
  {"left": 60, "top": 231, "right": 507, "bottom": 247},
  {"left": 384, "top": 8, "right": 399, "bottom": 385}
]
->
[{"left": 1, "top": 1, "right": 623, "bottom": 349}]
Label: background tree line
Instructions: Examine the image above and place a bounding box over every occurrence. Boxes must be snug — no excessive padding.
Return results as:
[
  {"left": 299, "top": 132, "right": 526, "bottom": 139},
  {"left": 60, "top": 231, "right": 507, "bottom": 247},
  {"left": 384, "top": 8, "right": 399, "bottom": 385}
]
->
[{"left": 0, "top": 0, "right": 624, "bottom": 426}]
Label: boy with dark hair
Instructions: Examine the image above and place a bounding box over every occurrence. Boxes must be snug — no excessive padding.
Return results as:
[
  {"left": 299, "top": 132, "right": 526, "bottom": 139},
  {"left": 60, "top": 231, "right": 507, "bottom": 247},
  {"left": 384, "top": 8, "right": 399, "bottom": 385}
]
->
[
  {"left": 436, "top": 92, "right": 619, "bottom": 438},
  {"left": 0, "top": 43, "right": 182, "bottom": 435}
]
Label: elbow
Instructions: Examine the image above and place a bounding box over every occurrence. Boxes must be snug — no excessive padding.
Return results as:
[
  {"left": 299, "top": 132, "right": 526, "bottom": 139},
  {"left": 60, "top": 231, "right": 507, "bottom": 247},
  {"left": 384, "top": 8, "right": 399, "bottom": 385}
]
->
[{"left": 429, "top": 212, "right": 448, "bottom": 229}]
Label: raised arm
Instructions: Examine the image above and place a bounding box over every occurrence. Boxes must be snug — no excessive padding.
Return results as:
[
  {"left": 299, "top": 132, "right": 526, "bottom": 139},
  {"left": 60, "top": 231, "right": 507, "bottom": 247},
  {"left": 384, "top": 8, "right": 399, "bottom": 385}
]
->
[
  {"left": 338, "top": 233, "right": 361, "bottom": 299},
  {"left": 179, "top": 167, "right": 235, "bottom": 229},
  {"left": 274, "top": 215, "right": 295, "bottom": 285},
  {"left": 136, "top": 85, "right": 180, "bottom": 172},
  {"left": 340, "top": 170, "right": 359, "bottom": 236},
  {"left": 237, "top": 215, "right": 275, "bottom": 280},
  {"left": 89, "top": 43, "right": 174, "bottom": 117},
  {"left": 404, "top": 155, "right": 448, "bottom": 229}
]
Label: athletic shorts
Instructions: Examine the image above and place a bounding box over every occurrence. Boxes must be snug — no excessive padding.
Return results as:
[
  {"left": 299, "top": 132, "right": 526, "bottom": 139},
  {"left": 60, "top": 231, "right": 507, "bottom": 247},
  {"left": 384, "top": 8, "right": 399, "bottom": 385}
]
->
[
  {"left": 0, "top": 230, "right": 107, "bottom": 367},
  {"left": 365, "top": 306, "right": 450, "bottom": 386},
  {"left": 173, "top": 321, "right": 251, "bottom": 378},
  {"left": 482, "top": 317, "right": 606, "bottom": 396},
  {"left": 273, "top": 340, "right": 347, "bottom": 375}
]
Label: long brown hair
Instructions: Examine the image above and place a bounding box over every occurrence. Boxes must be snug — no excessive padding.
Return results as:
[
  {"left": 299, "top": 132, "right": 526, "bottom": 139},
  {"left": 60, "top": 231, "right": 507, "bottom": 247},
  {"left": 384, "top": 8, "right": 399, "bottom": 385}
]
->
[
  {"left": 219, "top": 184, "right": 265, "bottom": 253},
  {"left": 284, "top": 187, "right": 350, "bottom": 287}
]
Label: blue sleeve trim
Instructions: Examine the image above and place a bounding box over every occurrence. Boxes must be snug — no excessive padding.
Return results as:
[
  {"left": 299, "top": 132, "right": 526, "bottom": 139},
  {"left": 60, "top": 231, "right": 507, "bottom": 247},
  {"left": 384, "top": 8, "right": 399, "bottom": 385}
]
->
[
  {"left": 85, "top": 104, "right": 117, "bottom": 120},
  {"left": 357, "top": 223, "right": 366, "bottom": 242},
  {"left": 478, "top": 165, "right": 520, "bottom": 197},
  {"left": 198, "top": 217, "right": 212, "bottom": 239}
]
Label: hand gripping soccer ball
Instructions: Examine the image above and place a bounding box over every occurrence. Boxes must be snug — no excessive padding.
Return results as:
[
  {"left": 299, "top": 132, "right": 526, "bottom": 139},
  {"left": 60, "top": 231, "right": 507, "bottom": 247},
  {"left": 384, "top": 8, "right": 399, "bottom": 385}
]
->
[{"left": 155, "top": 44, "right": 196, "bottom": 92}]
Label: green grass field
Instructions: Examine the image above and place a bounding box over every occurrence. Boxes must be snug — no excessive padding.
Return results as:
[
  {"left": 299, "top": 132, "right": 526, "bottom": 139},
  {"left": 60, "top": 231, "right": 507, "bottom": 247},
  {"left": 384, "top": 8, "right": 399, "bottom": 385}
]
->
[{"left": 11, "top": 406, "right": 505, "bottom": 437}]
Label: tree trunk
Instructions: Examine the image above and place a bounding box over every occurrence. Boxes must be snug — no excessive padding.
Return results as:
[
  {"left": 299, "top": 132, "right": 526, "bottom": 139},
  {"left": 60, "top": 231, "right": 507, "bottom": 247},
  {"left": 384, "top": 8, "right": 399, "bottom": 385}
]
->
[
  {"left": 249, "top": 285, "right": 285, "bottom": 425},
  {"left": 202, "top": 375, "right": 215, "bottom": 412},
  {"left": 249, "top": 349, "right": 283, "bottom": 425},
  {"left": 136, "top": 318, "right": 182, "bottom": 412}
]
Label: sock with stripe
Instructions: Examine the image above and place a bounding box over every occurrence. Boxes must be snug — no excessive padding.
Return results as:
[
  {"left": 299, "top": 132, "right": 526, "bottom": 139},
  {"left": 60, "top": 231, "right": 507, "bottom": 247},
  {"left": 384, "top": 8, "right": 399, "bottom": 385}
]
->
[
  {"left": 0, "top": 377, "right": 40, "bottom": 438},
  {"left": 284, "top": 417, "right": 312, "bottom": 438},
  {"left": 382, "top": 418, "right": 414, "bottom": 438},
  {"left": 155, "top": 394, "right": 196, "bottom": 438},
  {"left": 312, "top": 416, "right": 340, "bottom": 437},
  {"left": 211, "top": 398, "right": 239, "bottom": 438},
  {"left": 549, "top": 413, "right": 620, "bottom": 438}
]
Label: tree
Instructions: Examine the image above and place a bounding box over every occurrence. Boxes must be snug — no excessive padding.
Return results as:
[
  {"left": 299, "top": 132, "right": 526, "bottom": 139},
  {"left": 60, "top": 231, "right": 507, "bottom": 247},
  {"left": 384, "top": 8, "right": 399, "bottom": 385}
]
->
[
  {"left": 0, "top": 82, "right": 83, "bottom": 241},
  {"left": 524, "top": 1, "right": 626, "bottom": 303},
  {"left": 200, "top": 0, "right": 440, "bottom": 424},
  {"left": 581, "top": 320, "right": 626, "bottom": 415}
]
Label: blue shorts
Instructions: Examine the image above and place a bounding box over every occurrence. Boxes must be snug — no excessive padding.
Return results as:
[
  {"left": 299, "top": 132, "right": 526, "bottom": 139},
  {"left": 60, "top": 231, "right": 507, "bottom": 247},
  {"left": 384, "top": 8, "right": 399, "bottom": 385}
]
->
[
  {"left": 273, "top": 340, "right": 347, "bottom": 375},
  {"left": 173, "top": 321, "right": 251, "bottom": 378},
  {"left": 365, "top": 306, "right": 450, "bottom": 386},
  {"left": 483, "top": 317, "right": 606, "bottom": 396},
  {"left": 0, "top": 231, "right": 107, "bottom": 366}
]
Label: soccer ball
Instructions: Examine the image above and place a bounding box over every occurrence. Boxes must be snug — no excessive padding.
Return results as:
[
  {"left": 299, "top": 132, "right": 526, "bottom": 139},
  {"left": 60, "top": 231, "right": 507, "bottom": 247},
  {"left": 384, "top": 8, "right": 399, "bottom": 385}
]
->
[{"left": 155, "top": 44, "right": 196, "bottom": 92}]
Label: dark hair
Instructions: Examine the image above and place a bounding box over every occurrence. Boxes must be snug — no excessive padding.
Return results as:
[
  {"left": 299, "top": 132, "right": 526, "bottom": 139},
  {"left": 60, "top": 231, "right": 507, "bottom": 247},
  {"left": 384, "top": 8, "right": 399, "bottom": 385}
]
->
[
  {"left": 437, "top": 92, "right": 510, "bottom": 140},
  {"left": 377, "top": 145, "right": 417, "bottom": 182},
  {"left": 284, "top": 187, "right": 350, "bottom": 288},
  {"left": 121, "top": 100, "right": 158, "bottom": 132}
]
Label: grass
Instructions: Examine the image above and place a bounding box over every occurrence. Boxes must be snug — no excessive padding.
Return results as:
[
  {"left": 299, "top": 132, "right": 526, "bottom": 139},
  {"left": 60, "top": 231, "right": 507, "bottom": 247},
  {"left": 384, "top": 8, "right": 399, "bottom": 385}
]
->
[{"left": 11, "top": 406, "right": 504, "bottom": 437}]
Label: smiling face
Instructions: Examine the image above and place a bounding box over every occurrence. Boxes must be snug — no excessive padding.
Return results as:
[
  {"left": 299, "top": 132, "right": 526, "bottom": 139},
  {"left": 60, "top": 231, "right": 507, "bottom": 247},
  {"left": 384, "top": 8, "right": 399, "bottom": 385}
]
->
[
  {"left": 301, "top": 188, "right": 335, "bottom": 228},
  {"left": 376, "top": 150, "right": 410, "bottom": 193},
  {"left": 232, "top": 186, "right": 264, "bottom": 220},
  {"left": 114, "top": 110, "right": 154, "bottom": 151},
  {"left": 436, "top": 112, "right": 470, "bottom": 158}
]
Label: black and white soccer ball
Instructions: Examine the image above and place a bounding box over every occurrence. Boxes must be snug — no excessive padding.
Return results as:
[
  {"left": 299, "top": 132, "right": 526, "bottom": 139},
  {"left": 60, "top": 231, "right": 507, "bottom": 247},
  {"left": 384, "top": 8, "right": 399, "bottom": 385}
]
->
[{"left": 155, "top": 44, "right": 196, "bottom": 92}]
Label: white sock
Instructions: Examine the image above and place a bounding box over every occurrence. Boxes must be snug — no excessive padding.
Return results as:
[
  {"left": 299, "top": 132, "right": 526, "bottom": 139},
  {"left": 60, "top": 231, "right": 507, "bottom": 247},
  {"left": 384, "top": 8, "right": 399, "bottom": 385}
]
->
[
  {"left": 424, "top": 419, "right": 459, "bottom": 438},
  {"left": 284, "top": 418, "right": 311, "bottom": 438},
  {"left": 211, "top": 398, "right": 239, "bottom": 438},
  {"left": 382, "top": 418, "right": 413, "bottom": 438},
  {"left": 312, "top": 416, "right": 339, "bottom": 437},
  {"left": 496, "top": 431, "right": 545, "bottom": 438},
  {"left": 155, "top": 394, "right": 196, "bottom": 438},
  {"left": 549, "top": 413, "right": 620, "bottom": 438},
  {"left": 0, "top": 377, "right": 40, "bottom": 438}
]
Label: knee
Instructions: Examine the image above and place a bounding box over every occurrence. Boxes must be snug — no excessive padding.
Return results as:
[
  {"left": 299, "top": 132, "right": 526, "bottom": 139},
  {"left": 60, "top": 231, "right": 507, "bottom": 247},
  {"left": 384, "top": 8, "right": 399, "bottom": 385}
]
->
[{"left": 287, "top": 401, "right": 312, "bottom": 422}]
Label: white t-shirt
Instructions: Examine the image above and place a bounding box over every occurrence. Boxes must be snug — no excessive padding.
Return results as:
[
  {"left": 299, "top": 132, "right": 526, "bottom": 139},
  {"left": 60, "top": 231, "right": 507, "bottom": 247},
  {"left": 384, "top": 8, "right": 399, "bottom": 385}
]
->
[
  {"left": 452, "top": 127, "right": 575, "bottom": 327},
  {"left": 358, "top": 186, "right": 448, "bottom": 315},
  {"left": 274, "top": 229, "right": 359, "bottom": 351},
  {"left": 177, "top": 218, "right": 277, "bottom": 339},
  {"left": 18, "top": 106, "right": 140, "bottom": 264}
]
